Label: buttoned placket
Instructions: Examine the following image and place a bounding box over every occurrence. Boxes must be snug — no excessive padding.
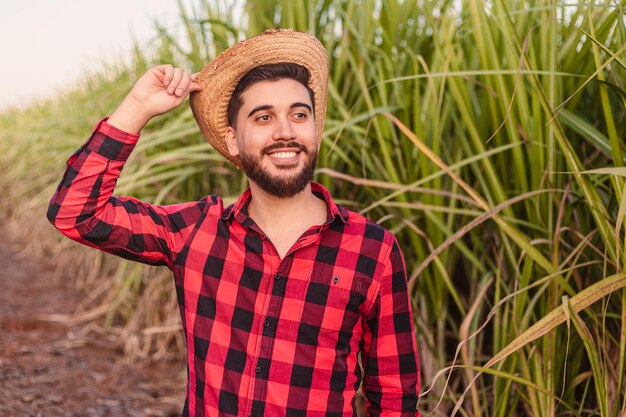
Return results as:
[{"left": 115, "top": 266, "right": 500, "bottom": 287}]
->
[
  {"left": 227, "top": 192, "right": 345, "bottom": 417},
  {"left": 244, "top": 221, "right": 327, "bottom": 417}
]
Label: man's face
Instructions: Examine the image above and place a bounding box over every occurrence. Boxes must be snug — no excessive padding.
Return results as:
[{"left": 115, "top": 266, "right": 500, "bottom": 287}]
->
[{"left": 225, "top": 78, "right": 318, "bottom": 198}]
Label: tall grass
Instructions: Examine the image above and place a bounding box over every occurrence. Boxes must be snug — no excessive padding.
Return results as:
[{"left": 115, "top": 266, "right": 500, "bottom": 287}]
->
[{"left": 1, "top": 0, "right": 625, "bottom": 415}]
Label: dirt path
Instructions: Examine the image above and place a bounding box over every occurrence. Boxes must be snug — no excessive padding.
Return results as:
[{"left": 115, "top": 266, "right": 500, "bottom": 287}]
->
[{"left": 0, "top": 241, "right": 186, "bottom": 416}]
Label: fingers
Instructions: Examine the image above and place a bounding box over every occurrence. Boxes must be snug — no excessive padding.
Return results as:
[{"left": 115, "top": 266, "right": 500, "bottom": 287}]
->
[
  {"left": 159, "top": 64, "right": 174, "bottom": 85},
  {"left": 167, "top": 67, "right": 184, "bottom": 95},
  {"left": 161, "top": 66, "right": 201, "bottom": 96}
]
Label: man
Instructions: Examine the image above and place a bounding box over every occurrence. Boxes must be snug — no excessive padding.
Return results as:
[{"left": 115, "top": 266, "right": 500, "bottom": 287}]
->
[{"left": 48, "top": 29, "right": 420, "bottom": 417}]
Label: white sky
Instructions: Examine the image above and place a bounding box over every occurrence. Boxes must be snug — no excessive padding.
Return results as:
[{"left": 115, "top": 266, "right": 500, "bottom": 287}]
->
[{"left": 0, "top": 0, "right": 193, "bottom": 111}]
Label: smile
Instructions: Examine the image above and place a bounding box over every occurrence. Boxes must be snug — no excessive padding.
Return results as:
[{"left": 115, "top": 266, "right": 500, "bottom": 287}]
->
[{"left": 270, "top": 151, "right": 298, "bottom": 159}]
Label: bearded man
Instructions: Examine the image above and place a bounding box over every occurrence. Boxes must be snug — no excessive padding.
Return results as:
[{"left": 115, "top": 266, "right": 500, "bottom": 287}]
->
[{"left": 48, "top": 29, "right": 420, "bottom": 417}]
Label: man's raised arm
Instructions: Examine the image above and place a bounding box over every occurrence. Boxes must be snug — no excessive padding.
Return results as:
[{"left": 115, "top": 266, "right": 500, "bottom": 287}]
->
[
  {"left": 47, "top": 66, "right": 205, "bottom": 268},
  {"left": 107, "top": 65, "right": 200, "bottom": 133}
]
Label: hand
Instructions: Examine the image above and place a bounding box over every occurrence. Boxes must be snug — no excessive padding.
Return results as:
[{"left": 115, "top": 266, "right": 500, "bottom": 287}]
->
[{"left": 108, "top": 65, "right": 202, "bottom": 133}]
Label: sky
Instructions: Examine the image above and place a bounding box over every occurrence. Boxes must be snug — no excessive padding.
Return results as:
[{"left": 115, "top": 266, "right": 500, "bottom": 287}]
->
[{"left": 0, "top": 0, "right": 192, "bottom": 111}]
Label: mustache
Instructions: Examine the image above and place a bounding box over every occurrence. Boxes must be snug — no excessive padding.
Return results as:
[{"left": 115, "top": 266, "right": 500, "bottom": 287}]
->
[{"left": 262, "top": 142, "right": 308, "bottom": 154}]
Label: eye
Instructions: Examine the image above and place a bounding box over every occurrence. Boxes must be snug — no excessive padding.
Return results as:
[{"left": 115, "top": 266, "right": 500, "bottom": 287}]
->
[
  {"left": 293, "top": 112, "right": 308, "bottom": 119},
  {"left": 256, "top": 114, "right": 271, "bottom": 122}
]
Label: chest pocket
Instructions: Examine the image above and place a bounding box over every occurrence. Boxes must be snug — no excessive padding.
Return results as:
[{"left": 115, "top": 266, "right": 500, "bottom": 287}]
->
[{"left": 298, "top": 272, "right": 369, "bottom": 336}]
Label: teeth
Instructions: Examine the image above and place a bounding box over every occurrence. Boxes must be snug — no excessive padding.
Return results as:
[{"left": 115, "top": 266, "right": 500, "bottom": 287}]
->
[{"left": 270, "top": 151, "right": 297, "bottom": 159}]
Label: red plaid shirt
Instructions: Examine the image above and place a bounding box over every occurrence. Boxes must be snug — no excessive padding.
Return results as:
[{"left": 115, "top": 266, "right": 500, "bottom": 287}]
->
[{"left": 48, "top": 119, "right": 420, "bottom": 416}]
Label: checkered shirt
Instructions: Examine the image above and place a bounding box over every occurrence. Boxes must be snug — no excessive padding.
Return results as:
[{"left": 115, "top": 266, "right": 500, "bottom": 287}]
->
[{"left": 48, "top": 119, "right": 420, "bottom": 416}]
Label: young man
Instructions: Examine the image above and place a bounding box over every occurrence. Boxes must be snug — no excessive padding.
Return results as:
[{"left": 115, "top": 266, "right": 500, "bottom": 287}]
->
[{"left": 48, "top": 29, "right": 420, "bottom": 417}]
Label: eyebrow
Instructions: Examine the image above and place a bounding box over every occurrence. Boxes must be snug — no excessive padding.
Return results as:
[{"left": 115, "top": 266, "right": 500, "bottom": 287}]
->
[
  {"left": 291, "top": 102, "right": 312, "bottom": 113},
  {"left": 247, "top": 102, "right": 313, "bottom": 118}
]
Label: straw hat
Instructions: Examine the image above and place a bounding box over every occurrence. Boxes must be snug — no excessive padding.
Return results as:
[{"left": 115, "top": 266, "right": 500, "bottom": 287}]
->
[{"left": 189, "top": 29, "right": 329, "bottom": 168}]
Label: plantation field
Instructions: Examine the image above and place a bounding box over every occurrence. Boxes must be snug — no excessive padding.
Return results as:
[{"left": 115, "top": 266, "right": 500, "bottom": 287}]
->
[{"left": 1, "top": 1, "right": 625, "bottom": 415}]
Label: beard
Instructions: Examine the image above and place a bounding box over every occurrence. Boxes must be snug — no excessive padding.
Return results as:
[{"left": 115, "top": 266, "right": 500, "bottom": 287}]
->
[{"left": 239, "top": 142, "right": 317, "bottom": 198}]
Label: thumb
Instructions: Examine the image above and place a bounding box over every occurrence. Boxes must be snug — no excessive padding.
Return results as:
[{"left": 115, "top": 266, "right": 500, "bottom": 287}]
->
[{"left": 190, "top": 82, "right": 203, "bottom": 93}]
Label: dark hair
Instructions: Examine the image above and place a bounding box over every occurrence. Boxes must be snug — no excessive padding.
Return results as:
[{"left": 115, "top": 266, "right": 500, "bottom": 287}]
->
[{"left": 227, "top": 62, "right": 315, "bottom": 127}]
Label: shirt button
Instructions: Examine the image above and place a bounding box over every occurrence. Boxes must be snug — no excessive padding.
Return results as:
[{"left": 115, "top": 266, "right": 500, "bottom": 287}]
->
[
  {"left": 274, "top": 274, "right": 281, "bottom": 280},
  {"left": 255, "top": 366, "right": 262, "bottom": 374},
  {"left": 264, "top": 319, "right": 271, "bottom": 327}
]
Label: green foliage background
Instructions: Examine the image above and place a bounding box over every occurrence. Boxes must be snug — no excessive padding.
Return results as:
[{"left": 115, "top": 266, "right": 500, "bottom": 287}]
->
[{"left": 1, "top": 1, "right": 625, "bottom": 415}]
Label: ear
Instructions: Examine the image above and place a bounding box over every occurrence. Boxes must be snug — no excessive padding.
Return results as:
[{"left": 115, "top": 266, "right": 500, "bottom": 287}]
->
[{"left": 225, "top": 126, "right": 240, "bottom": 157}]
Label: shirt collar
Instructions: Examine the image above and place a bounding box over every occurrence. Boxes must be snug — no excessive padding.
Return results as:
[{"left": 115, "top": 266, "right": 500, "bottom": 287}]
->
[{"left": 220, "top": 182, "right": 350, "bottom": 226}]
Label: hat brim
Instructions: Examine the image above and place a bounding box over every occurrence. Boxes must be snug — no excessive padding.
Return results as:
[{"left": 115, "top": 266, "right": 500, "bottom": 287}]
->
[{"left": 189, "top": 29, "right": 329, "bottom": 169}]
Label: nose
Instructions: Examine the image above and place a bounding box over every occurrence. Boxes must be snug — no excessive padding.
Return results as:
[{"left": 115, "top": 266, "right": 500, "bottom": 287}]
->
[{"left": 271, "top": 115, "right": 296, "bottom": 141}]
